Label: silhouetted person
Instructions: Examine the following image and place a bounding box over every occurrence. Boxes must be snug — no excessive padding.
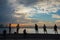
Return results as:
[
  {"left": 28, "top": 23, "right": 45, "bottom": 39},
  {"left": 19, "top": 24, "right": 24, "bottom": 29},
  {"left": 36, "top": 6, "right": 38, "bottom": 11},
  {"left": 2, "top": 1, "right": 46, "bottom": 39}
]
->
[
  {"left": 16, "top": 24, "right": 20, "bottom": 34},
  {"left": 9, "top": 24, "right": 11, "bottom": 34},
  {"left": 54, "top": 24, "right": 58, "bottom": 34},
  {"left": 14, "top": 32, "right": 17, "bottom": 34},
  {"left": 43, "top": 24, "right": 47, "bottom": 34},
  {"left": 35, "top": 24, "right": 38, "bottom": 32},
  {"left": 23, "top": 29, "right": 27, "bottom": 35},
  {"left": 3, "top": 30, "right": 6, "bottom": 36}
]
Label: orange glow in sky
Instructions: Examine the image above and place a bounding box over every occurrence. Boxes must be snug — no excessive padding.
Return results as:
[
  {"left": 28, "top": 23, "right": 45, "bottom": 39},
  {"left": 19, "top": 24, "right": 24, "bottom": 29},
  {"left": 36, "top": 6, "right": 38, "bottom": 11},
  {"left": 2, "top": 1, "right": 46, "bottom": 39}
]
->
[{"left": 7, "top": 24, "right": 33, "bottom": 27}]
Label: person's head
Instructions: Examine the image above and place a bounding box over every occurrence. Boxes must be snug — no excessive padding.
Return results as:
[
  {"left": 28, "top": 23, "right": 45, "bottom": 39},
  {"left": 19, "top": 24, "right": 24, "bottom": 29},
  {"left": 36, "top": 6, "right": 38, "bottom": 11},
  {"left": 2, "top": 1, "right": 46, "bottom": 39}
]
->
[
  {"left": 17, "top": 24, "right": 19, "bottom": 25},
  {"left": 44, "top": 24, "right": 46, "bottom": 26},
  {"left": 24, "top": 28, "right": 26, "bottom": 30},
  {"left": 35, "top": 24, "right": 37, "bottom": 25},
  {"left": 9, "top": 24, "right": 11, "bottom": 27},
  {"left": 17, "top": 24, "right": 19, "bottom": 27}
]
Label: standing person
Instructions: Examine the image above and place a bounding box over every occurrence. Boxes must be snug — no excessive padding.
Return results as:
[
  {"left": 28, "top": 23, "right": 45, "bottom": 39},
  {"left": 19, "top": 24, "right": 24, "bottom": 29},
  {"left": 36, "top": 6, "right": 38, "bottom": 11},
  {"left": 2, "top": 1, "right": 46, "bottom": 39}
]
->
[
  {"left": 9, "top": 24, "right": 11, "bottom": 34},
  {"left": 23, "top": 29, "right": 27, "bottom": 35},
  {"left": 16, "top": 24, "right": 20, "bottom": 34},
  {"left": 54, "top": 24, "right": 58, "bottom": 34},
  {"left": 35, "top": 24, "right": 38, "bottom": 33},
  {"left": 43, "top": 24, "right": 47, "bottom": 34},
  {"left": 3, "top": 30, "right": 6, "bottom": 36}
]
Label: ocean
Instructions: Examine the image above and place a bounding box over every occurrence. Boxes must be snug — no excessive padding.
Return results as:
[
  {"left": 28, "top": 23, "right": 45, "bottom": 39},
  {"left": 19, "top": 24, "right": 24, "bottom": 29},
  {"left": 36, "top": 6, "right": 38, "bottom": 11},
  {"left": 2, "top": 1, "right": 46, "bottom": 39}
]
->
[{"left": 0, "top": 27, "right": 60, "bottom": 34}]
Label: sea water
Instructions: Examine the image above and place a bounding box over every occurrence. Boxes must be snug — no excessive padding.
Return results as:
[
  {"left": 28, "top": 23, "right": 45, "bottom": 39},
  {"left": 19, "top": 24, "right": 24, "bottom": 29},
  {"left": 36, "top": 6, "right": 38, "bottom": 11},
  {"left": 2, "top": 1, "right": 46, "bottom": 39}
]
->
[{"left": 0, "top": 27, "right": 60, "bottom": 34}]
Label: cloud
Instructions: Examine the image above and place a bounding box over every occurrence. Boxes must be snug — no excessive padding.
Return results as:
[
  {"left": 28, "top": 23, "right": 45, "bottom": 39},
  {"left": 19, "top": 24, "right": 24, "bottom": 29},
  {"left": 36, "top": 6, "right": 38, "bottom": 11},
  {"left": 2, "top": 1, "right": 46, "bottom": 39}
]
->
[
  {"left": 17, "top": 0, "right": 38, "bottom": 6},
  {"left": 55, "top": 20, "right": 60, "bottom": 23},
  {"left": 0, "top": 0, "right": 60, "bottom": 24},
  {"left": 37, "top": 21, "right": 54, "bottom": 26},
  {"left": 0, "top": 0, "right": 14, "bottom": 23},
  {"left": 52, "top": 14, "right": 60, "bottom": 18},
  {"left": 10, "top": 0, "right": 60, "bottom": 21},
  {"left": 55, "top": 20, "right": 60, "bottom": 26},
  {"left": 33, "top": 0, "right": 60, "bottom": 14},
  {"left": 8, "top": 0, "right": 60, "bottom": 14},
  {"left": 13, "top": 0, "right": 60, "bottom": 16},
  {"left": 11, "top": 12, "right": 39, "bottom": 24}
]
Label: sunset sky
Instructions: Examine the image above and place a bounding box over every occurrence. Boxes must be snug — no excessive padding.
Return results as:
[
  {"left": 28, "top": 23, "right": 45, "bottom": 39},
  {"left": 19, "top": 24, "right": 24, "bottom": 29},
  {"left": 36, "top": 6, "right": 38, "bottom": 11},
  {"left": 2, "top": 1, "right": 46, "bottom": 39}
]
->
[{"left": 0, "top": 0, "right": 60, "bottom": 26}]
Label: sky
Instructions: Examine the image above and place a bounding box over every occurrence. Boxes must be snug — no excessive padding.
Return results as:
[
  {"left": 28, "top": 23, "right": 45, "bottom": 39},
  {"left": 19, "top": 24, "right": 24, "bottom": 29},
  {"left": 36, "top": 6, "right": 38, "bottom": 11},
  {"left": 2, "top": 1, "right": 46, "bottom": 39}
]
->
[{"left": 0, "top": 0, "right": 60, "bottom": 26}]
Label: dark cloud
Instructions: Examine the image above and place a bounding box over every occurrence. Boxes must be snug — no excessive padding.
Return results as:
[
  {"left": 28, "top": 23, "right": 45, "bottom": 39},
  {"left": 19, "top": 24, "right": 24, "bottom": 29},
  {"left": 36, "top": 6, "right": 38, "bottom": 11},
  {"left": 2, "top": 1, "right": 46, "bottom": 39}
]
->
[
  {"left": 0, "top": 0, "right": 39, "bottom": 23},
  {"left": 0, "top": 0, "right": 60, "bottom": 24},
  {"left": 11, "top": 13, "right": 39, "bottom": 24},
  {"left": 17, "top": 0, "right": 39, "bottom": 6},
  {"left": 0, "top": 0, "right": 14, "bottom": 23}
]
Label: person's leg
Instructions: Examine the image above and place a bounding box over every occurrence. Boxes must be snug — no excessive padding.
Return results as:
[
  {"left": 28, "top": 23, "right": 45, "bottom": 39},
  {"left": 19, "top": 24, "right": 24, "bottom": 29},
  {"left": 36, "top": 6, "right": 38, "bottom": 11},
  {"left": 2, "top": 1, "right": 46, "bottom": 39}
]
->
[
  {"left": 56, "top": 31, "right": 58, "bottom": 34},
  {"left": 55, "top": 31, "right": 56, "bottom": 34},
  {"left": 17, "top": 29, "right": 18, "bottom": 34},
  {"left": 46, "top": 30, "right": 47, "bottom": 34}
]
